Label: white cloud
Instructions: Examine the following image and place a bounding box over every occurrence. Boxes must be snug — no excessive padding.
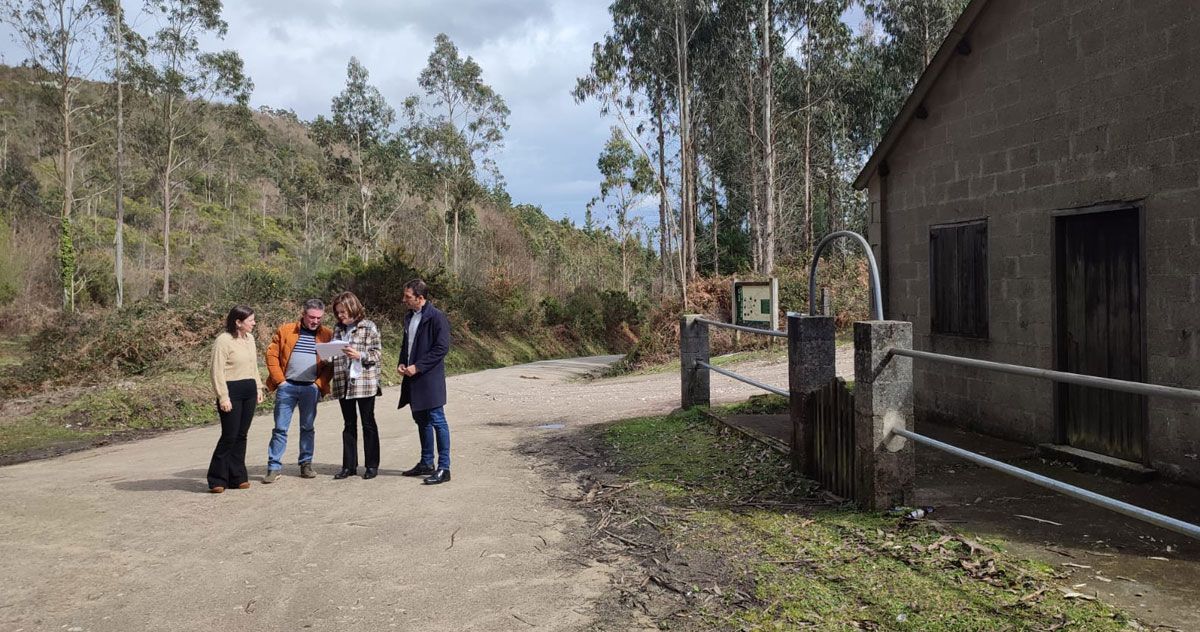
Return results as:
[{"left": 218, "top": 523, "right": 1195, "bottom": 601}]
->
[
  {"left": 222, "top": 0, "right": 616, "bottom": 221},
  {"left": 0, "top": 0, "right": 619, "bottom": 223}
]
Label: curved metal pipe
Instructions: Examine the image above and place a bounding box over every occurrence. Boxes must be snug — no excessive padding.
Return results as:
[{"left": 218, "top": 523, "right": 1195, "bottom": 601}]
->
[{"left": 807, "top": 230, "right": 884, "bottom": 320}]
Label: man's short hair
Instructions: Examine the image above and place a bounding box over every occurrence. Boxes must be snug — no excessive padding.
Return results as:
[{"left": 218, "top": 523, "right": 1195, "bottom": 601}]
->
[
  {"left": 302, "top": 298, "right": 325, "bottom": 313},
  {"left": 404, "top": 279, "right": 429, "bottom": 299}
]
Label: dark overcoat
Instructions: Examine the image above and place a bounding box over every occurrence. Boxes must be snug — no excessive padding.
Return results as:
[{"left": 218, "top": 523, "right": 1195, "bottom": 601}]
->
[{"left": 397, "top": 303, "right": 450, "bottom": 412}]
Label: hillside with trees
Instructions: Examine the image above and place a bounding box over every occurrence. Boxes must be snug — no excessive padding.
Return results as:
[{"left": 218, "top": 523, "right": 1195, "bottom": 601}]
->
[{"left": 0, "top": 0, "right": 968, "bottom": 460}]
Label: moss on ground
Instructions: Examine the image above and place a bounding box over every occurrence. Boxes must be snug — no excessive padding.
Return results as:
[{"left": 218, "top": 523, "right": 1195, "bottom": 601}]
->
[{"left": 602, "top": 409, "right": 1131, "bottom": 631}]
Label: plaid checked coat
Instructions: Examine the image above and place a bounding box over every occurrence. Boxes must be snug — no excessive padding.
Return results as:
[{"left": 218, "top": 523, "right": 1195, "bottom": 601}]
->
[{"left": 330, "top": 319, "right": 383, "bottom": 400}]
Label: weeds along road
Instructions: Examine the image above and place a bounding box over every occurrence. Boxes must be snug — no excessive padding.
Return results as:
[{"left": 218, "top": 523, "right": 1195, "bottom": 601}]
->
[{"left": 0, "top": 354, "right": 795, "bottom": 632}]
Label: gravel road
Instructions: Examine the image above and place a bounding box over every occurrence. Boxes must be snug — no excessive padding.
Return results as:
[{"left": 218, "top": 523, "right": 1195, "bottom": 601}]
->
[{"left": 0, "top": 354, "right": 798, "bottom": 632}]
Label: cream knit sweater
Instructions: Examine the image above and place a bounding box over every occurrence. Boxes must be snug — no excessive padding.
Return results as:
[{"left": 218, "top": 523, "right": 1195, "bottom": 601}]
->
[{"left": 210, "top": 332, "right": 264, "bottom": 404}]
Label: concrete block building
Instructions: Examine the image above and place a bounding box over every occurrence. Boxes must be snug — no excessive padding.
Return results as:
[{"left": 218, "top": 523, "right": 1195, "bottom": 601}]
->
[{"left": 854, "top": 0, "right": 1200, "bottom": 481}]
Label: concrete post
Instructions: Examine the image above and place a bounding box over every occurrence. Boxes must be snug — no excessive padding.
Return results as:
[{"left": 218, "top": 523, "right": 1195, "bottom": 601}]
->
[
  {"left": 680, "top": 315, "right": 710, "bottom": 408},
  {"left": 853, "top": 321, "right": 915, "bottom": 510},
  {"left": 788, "top": 313, "right": 835, "bottom": 473}
]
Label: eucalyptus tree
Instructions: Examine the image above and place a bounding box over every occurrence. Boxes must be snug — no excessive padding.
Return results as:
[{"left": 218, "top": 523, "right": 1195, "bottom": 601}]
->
[
  {"left": 862, "top": 0, "right": 969, "bottom": 147},
  {"left": 778, "top": 0, "right": 853, "bottom": 253},
  {"left": 577, "top": 0, "right": 710, "bottom": 302},
  {"left": 98, "top": 0, "right": 144, "bottom": 308},
  {"left": 592, "top": 127, "right": 654, "bottom": 295},
  {"left": 686, "top": 0, "right": 751, "bottom": 274},
  {"left": 404, "top": 33, "right": 509, "bottom": 275},
  {"left": 327, "top": 56, "right": 396, "bottom": 262},
  {"left": 2, "top": 0, "right": 108, "bottom": 310},
  {"left": 138, "top": 0, "right": 251, "bottom": 303},
  {"left": 758, "top": 0, "right": 778, "bottom": 275},
  {"left": 574, "top": 4, "right": 678, "bottom": 293}
]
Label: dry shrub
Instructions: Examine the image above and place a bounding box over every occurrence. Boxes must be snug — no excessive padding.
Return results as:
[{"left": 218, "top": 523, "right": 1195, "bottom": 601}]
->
[
  {"left": 777, "top": 254, "right": 873, "bottom": 328},
  {"left": 0, "top": 298, "right": 302, "bottom": 397},
  {"left": 617, "top": 259, "right": 873, "bottom": 371},
  {"left": 618, "top": 276, "right": 768, "bottom": 370},
  {"left": 23, "top": 302, "right": 217, "bottom": 385}
]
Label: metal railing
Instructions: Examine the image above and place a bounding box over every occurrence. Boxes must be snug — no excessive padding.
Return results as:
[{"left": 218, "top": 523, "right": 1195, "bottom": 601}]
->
[
  {"left": 808, "top": 230, "right": 884, "bottom": 320},
  {"left": 891, "top": 348, "right": 1200, "bottom": 403},
  {"left": 695, "top": 317, "right": 787, "bottom": 338},
  {"left": 889, "top": 348, "right": 1200, "bottom": 541},
  {"left": 698, "top": 360, "right": 788, "bottom": 397},
  {"left": 894, "top": 428, "right": 1200, "bottom": 540},
  {"left": 691, "top": 318, "right": 787, "bottom": 397}
]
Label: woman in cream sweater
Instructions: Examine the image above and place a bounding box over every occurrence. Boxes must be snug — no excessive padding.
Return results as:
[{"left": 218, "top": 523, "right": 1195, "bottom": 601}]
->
[{"left": 208, "top": 305, "right": 265, "bottom": 493}]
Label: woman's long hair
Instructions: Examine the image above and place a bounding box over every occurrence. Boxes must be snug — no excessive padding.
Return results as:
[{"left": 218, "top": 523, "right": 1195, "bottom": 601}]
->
[{"left": 225, "top": 305, "right": 255, "bottom": 336}]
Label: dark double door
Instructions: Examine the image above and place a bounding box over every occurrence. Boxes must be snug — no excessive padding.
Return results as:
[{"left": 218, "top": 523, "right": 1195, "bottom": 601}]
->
[{"left": 1055, "top": 208, "right": 1145, "bottom": 462}]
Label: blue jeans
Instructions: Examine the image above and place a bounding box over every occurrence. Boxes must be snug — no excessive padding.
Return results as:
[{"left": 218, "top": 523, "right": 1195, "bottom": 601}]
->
[
  {"left": 413, "top": 406, "right": 450, "bottom": 471},
  {"left": 268, "top": 381, "right": 319, "bottom": 471}
]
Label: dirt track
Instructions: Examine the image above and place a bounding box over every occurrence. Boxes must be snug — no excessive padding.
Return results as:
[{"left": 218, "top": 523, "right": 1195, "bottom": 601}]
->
[{"left": 0, "top": 355, "right": 791, "bottom": 632}]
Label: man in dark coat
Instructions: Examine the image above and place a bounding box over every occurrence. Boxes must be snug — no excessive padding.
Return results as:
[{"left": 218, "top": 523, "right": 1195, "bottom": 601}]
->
[{"left": 396, "top": 279, "right": 453, "bottom": 485}]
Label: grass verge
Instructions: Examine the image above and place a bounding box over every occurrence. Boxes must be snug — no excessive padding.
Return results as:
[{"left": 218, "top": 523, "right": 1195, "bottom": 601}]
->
[
  {"left": 0, "top": 372, "right": 212, "bottom": 463},
  {"left": 597, "top": 409, "right": 1132, "bottom": 630},
  {"left": 602, "top": 345, "right": 789, "bottom": 378},
  {"left": 0, "top": 331, "right": 613, "bottom": 465}
]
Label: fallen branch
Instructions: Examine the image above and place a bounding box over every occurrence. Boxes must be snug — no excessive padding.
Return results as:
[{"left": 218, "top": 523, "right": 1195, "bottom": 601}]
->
[
  {"left": 1058, "top": 588, "right": 1096, "bottom": 601},
  {"left": 1014, "top": 514, "right": 1063, "bottom": 526},
  {"left": 649, "top": 574, "right": 688, "bottom": 595},
  {"left": 602, "top": 529, "right": 652, "bottom": 549},
  {"left": 1018, "top": 588, "right": 1047, "bottom": 603}
]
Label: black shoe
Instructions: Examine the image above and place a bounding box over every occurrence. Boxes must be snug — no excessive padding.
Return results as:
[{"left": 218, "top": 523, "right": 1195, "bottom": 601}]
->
[
  {"left": 401, "top": 463, "right": 435, "bottom": 477},
  {"left": 423, "top": 469, "right": 451, "bottom": 485},
  {"left": 363, "top": 467, "right": 378, "bottom": 480},
  {"left": 333, "top": 467, "right": 355, "bottom": 480}
]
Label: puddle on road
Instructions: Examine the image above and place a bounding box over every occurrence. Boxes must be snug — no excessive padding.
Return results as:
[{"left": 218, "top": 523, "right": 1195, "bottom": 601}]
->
[{"left": 535, "top": 424, "right": 565, "bottom": 430}]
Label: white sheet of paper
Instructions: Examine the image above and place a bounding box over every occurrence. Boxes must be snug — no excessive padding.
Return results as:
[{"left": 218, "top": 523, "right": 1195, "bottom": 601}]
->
[{"left": 315, "top": 340, "right": 350, "bottom": 359}]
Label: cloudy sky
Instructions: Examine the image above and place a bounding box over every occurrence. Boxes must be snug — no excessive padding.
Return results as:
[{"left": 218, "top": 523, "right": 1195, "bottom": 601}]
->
[
  {"left": 2, "top": 0, "right": 620, "bottom": 224},
  {"left": 221, "top": 0, "right": 617, "bottom": 223}
]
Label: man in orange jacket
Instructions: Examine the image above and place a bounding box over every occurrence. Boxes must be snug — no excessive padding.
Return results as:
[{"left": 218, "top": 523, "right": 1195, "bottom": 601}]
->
[{"left": 263, "top": 298, "right": 333, "bottom": 483}]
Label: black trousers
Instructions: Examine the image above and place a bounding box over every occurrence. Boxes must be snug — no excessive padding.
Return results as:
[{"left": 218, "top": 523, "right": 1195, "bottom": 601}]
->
[
  {"left": 207, "top": 379, "right": 257, "bottom": 488},
  {"left": 339, "top": 397, "right": 380, "bottom": 470}
]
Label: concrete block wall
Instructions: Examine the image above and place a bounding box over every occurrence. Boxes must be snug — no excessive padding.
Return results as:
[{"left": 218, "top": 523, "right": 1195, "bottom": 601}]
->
[{"left": 869, "top": 0, "right": 1200, "bottom": 481}]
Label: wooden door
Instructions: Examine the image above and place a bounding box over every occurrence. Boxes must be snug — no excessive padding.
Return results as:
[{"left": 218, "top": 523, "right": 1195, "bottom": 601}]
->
[{"left": 1055, "top": 208, "right": 1145, "bottom": 461}]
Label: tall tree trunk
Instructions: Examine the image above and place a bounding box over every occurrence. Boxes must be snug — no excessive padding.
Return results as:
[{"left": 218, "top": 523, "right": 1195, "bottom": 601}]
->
[
  {"left": 674, "top": 3, "right": 696, "bottom": 293},
  {"left": 114, "top": 5, "right": 125, "bottom": 309},
  {"left": 710, "top": 150, "right": 718, "bottom": 277},
  {"left": 803, "top": 31, "right": 814, "bottom": 253},
  {"left": 162, "top": 95, "right": 175, "bottom": 304},
  {"left": 59, "top": 54, "right": 76, "bottom": 312},
  {"left": 922, "top": 4, "right": 933, "bottom": 67},
  {"left": 354, "top": 136, "right": 371, "bottom": 263},
  {"left": 453, "top": 207, "right": 460, "bottom": 274},
  {"left": 655, "top": 83, "right": 670, "bottom": 294},
  {"left": 620, "top": 210, "right": 629, "bottom": 296},
  {"left": 747, "top": 68, "right": 762, "bottom": 272},
  {"left": 687, "top": 119, "right": 699, "bottom": 280},
  {"left": 303, "top": 199, "right": 311, "bottom": 255},
  {"left": 828, "top": 130, "right": 840, "bottom": 234},
  {"left": 760, "top": 0, "right": 776, "bottom": 276}
]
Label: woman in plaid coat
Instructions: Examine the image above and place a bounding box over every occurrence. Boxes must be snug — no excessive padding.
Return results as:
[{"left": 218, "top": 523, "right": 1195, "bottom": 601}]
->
[{"left": 329, "top": 292, "right": 384, "bottom": 479}]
